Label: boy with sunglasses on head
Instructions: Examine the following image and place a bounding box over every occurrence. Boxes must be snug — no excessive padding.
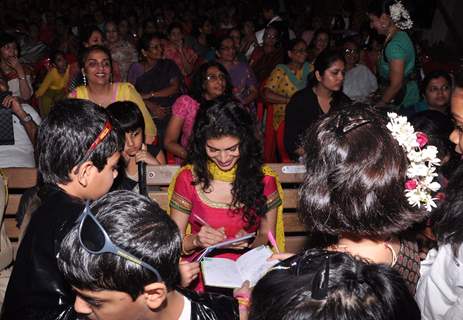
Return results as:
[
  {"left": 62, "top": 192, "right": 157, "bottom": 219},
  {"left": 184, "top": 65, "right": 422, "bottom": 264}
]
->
[
  {"left": 2, "top": 99, "right": 123, "bottom": 320},
  {"left": 58, "top": 190, "right": 240, "bottom": 320}
]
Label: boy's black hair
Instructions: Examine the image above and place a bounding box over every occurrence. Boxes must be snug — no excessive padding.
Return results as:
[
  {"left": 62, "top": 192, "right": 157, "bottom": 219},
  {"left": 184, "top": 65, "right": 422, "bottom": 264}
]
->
[
  {"left": 250, "top": 249, "right": 421, "bottom": 320},
  {"left": 37, "top": 99, "right": 123, "bottom": 185},
  {"left": 107, "top": 101, "right": 145, "bottom": 134},
  {"left": 58, "top": 190, "right": 181, "bottom": 300}
]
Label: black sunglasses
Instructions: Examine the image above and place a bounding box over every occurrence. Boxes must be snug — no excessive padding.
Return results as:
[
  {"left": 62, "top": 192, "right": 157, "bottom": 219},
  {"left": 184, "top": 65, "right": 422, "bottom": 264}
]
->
[{"left": 78, "top": 201, "right": 162, "bottom": 282}]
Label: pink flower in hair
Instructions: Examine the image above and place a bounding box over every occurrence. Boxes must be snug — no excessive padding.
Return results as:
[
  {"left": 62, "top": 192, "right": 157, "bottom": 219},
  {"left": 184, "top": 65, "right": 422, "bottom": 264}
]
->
[
  {"left": 405, "top": 179, "right": 418, "bottom": 190},
  {"left": 416, "top": 132, "right": 428, "bottom": 148}
]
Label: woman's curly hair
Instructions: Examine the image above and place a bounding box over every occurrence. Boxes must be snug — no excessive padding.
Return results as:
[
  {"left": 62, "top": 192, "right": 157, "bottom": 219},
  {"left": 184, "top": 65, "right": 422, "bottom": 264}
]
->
[{"left": 186, "top": 98, "right": 265, "bottom": 228}]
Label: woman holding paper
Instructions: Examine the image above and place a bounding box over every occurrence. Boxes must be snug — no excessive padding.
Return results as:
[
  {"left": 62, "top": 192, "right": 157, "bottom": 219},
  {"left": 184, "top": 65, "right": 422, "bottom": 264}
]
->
[{"left": 169, "top": 98, "right": 284, "bottom": 292}]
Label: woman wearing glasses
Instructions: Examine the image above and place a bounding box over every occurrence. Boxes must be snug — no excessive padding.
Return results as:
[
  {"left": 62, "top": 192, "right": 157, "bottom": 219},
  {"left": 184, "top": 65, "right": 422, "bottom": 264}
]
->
[
  {"left": 342, "top": 38, "right": 378, "bottom": 102},
  {"left": 69, "top": 45, "right": 156, "bottom": 144},
  {"left": 164, "top": 61, "right": 233, "bottom": 162},
  {"left": 262, "top": 38, "right": 312, "bottom": 140},
  {"left": 168, "top": 99, "right": 284, "bottom": 292},
  {"left": 249, "top": 24, "right": 285, "bottom": 83},
  {"left": 216, "top": 36, "right": 258, "bottom": 111}
]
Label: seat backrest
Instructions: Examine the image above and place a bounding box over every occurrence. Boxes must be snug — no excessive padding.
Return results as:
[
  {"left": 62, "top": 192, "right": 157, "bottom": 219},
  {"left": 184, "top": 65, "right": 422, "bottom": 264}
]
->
[{"left": 146, "top": 163, "right": 308, "bottom": 252}]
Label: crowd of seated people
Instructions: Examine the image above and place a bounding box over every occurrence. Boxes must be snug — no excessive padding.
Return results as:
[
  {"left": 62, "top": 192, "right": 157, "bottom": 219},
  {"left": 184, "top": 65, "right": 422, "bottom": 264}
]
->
[{"left": 0, "top": 0, "right": 463, "bottom": 319}]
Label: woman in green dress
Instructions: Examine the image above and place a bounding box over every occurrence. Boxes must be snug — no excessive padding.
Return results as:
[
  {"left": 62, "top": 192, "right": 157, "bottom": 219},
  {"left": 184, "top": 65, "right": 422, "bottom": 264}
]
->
[{"left": 367, "top": 0, "right": 419, "bottom": 110}]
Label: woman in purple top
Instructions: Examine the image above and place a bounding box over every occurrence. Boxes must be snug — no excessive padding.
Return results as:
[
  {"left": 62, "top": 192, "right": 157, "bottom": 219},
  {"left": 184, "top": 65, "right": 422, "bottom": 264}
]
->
[
  {"left": 216, "top": 36, "right": 258, "bottom": 111},
  {"left": 164, "top": 61, "right": 233, "bottom": 162},
  {"left": 127, "top": 33, "right": 182, "bottom": 144}
]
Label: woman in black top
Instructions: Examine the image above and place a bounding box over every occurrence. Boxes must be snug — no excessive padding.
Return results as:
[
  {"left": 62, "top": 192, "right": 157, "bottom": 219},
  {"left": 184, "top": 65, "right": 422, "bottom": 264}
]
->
[{"left": 284, "top": 49, "right": 350, "bottom": 160}]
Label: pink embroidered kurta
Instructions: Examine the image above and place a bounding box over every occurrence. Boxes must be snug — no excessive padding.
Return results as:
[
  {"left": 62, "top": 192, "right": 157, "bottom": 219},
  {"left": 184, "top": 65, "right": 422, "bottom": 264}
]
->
[{"left": 170, "top": 167, "right": 281, "bottom": 292}]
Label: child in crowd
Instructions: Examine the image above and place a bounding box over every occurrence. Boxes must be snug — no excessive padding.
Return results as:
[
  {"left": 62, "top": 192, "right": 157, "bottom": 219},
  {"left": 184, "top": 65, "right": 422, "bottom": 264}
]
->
[
  {"left": 250, "top": 249, "right": 421, "bottom": 320},
  {"left": 106, "top": 101, "right": 165, "bottom": 192},
  {"left": 57, "top": 190, "right": 241, "bottom": 320},
  {"left": 2, "top": 99, "right": 123, "bottom": 319},
  {"left": 35, "top": 50, "right": 70, "bottom": 117}
]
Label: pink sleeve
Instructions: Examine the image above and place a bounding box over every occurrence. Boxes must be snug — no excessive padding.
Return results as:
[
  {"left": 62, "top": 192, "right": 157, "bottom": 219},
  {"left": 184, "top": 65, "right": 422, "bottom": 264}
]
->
[
  {"left": 263, "top": 175, "right": 282, "bottom": 211},
  {"left": 170, "top": 168, "right": 195, "bottom": 214},
  {"left": 68, "top": 90, "right": 77, "bottom": 98},
  {"left": 172, "top": 95, "right": 195, "bottom": 119}
]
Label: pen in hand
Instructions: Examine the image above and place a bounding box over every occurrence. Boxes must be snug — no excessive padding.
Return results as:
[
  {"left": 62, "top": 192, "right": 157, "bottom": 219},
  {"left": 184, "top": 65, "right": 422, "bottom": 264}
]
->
[{"left": 267, "top": 231, "right": 280, "bottom": 254}]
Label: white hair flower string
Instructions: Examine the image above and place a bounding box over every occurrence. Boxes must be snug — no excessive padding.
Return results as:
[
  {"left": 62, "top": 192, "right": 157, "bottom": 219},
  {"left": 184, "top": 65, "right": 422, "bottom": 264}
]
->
[
  {"left": 386, "top": 113, "right": 441, "bottom": 211},
  {"left": 389, "top": 0, "right": 413, "bottom": 30}
]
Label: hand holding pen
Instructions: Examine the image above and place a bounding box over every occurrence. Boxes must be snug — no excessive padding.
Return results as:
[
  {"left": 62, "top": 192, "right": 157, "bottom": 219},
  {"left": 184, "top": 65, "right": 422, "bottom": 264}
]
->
[{"left": 192, "top": 215, "right": 226, "bottom": 248}]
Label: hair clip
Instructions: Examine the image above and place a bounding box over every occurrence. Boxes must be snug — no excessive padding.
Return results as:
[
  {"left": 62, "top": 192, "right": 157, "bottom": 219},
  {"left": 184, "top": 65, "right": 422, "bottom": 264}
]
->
[
  {"left": 334, "top": 112, "right": 372, "bottom": 136},
  {"left": 311, "top": 255, "right": 330, "bottom": 300}
]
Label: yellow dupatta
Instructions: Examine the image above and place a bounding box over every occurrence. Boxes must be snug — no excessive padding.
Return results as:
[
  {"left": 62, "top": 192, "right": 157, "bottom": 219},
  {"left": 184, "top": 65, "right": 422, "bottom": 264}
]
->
[{"left": 167, "top": 163, "right": 286, "bottom": 252}]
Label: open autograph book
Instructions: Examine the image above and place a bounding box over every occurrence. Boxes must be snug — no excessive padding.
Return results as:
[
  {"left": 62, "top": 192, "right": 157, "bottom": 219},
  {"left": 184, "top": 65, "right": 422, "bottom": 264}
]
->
[
  {"left": 200, "top": 245, "right": 278, "bottom": 288},
  {"left": 193, "top": 232, "right": 256, "bottom": 261}
]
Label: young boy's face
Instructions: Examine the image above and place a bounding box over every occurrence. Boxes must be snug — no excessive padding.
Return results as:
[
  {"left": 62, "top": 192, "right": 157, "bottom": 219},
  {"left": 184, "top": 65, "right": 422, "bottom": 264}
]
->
[
  {"left": 73, "top": 287, "right": 149, "bottom": 320},
  {"left": 124, "top": 128, "right": 143, "bottom": 157},
  {"left": 85, "top": 152, "right": 120, "bottom": 200}
]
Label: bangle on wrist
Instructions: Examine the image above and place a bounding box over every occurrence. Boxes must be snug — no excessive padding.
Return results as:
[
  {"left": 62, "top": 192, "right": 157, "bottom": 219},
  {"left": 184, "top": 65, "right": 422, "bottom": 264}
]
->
[
  {"left": 182, "top": 234, "right": 197, "bottom": 255},
  {"left": 237, "top": 297, "right": 250, "bottom": 309},
  {"left": 17, "top": 76, "right": 26, "bottom": 80}
]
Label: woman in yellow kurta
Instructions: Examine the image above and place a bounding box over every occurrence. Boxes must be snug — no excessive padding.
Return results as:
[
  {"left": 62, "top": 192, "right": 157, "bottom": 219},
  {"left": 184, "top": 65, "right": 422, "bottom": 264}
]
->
[
  {"left": 263, "top": 39, "right": 312, "bottom": 130},
  {"left": 69, "top": 45, "right": 156, "bottom": 143}
]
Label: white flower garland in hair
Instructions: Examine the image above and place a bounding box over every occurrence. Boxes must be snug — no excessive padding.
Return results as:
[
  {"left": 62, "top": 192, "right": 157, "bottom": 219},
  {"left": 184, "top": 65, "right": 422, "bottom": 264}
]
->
[
  {"left": 386, "top": 113, "right": 441, "bottom": 211},
  {"left": 389, "top": 0, "right": 413, "bottom": 30}
]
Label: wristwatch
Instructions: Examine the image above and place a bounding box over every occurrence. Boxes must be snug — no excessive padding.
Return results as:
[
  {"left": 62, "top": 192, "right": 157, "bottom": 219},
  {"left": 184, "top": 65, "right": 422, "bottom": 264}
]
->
[{"left": 20, "top": 114, "right": 32, "bottom": 123}]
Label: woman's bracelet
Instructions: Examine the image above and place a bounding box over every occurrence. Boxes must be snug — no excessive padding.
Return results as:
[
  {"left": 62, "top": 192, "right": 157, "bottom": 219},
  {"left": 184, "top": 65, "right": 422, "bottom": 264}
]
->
[
  {"left": 182, "top": 234, "right": 197, "bottom": 255},
  {"left": 237, "top": 297, "right": 250, "bottom": 311}
]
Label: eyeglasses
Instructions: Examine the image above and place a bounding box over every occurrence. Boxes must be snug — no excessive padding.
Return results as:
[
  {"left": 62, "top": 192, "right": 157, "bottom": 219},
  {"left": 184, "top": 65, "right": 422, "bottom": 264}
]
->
[
  {"left": 270, "top": 250, "right": 337, "bottom": 300},
  {"left": 74, "top": 121, "right": 113, "bottom": 173},
  {"left": 78, "top": 201, "right": 162, "bottom": 281},
  {"left": 344, "top": 48, "right": 358, "bottom": 55},
  {"left": 206, "top": 73, "right": 226, "bottom": 81},
  {"left": 428, "top": 85, "right": 450, "bottom": 93}
]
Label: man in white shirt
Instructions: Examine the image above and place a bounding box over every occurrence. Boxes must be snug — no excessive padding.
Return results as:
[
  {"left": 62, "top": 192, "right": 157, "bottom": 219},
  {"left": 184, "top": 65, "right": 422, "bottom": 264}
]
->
[
  {"left": 255, "top": 2, "right": 295, "bottom": 46},
  {"left": 0, "top": 78, "right": 40, "bottom": 168}
]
